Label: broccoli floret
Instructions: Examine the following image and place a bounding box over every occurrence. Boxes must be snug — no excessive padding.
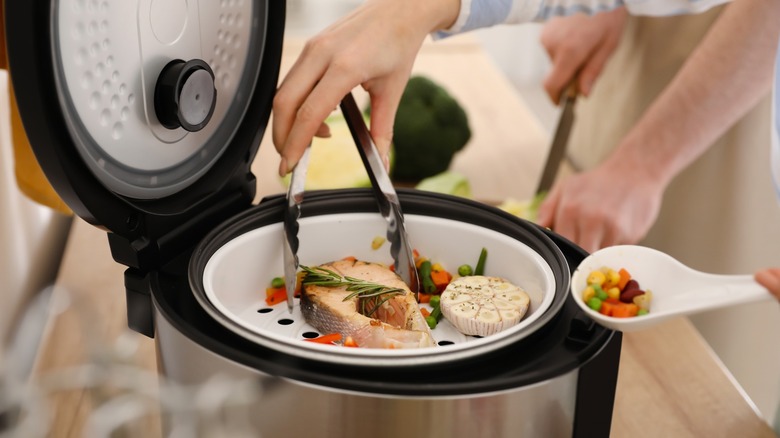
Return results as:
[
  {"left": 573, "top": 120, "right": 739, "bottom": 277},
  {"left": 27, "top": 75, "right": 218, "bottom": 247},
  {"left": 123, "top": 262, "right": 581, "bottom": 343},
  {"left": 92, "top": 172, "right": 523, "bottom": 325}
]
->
[{"left": 389, "top": 76, "right": 471, "bottom": 182}]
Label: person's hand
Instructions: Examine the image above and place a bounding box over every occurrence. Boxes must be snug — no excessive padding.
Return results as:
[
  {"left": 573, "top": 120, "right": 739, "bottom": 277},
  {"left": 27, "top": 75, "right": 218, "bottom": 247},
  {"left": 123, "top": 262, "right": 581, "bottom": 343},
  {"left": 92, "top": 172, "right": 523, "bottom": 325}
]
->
[
  {"left": 755, "top": 268, "right": 780, "bottom": 301},
  {"left": 536, "top": 156, "right": 665, "bottom": 253},
  {"left": 272, "top": 0, "right": 459, "bottom": 176},
  {"left": 540, "top": 8, "right": 627, "bottom": 103}
]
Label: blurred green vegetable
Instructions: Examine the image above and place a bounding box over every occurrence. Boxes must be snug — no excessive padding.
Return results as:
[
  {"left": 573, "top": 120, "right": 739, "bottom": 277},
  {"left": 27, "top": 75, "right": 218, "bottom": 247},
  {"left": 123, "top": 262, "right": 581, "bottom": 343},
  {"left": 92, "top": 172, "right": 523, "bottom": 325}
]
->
[
  {"left": 497, "top": 192, "right": 547, "bottom": 223},
  {"left": 415, "top": 171, "right": 472, "bottom": 198},
  {"left": 386, "top": 76, "right": 471, "bottom": 182}
]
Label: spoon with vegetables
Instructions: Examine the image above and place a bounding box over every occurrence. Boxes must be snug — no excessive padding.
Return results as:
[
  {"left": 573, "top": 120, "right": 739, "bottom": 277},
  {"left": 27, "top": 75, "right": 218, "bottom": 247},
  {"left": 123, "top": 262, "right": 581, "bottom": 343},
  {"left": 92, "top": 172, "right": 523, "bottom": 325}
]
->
[{"left": 571, "top": 245, "right": 773, "bottom": 332}]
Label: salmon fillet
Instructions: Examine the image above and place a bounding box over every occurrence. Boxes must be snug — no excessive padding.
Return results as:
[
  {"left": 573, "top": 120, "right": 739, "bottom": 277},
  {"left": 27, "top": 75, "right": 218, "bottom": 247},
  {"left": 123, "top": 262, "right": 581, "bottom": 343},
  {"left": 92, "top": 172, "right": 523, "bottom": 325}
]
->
[{"left": 300, "top": 259, "right": 435, "bottom": 348}]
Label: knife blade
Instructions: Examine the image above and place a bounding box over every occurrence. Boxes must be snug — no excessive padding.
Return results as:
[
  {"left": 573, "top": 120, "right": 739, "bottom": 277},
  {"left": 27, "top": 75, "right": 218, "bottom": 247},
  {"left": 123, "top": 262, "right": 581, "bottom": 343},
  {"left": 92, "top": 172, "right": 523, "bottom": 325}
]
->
[
  {"left": 535, "top": 82, "right": 578, "bottom": 195},
  {"left": 339, "top": 92, "right": 420, "bottom": 295},
  {"left": 282, "top": 145, "right": 311, "bottom": 314}
]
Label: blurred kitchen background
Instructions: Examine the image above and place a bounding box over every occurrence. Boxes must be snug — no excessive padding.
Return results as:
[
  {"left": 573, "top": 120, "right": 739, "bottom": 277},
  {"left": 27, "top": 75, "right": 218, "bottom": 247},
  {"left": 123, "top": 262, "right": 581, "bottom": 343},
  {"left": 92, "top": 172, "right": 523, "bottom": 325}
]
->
[{"left": 2, "top": 0, "right": 779, "bottom": 434}]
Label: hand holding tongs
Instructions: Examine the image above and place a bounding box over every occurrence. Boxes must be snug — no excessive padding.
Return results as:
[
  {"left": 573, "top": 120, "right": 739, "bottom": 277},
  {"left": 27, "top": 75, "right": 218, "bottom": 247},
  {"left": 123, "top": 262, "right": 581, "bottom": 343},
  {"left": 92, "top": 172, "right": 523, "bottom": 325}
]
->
[{"left": 282, "top": 92, "right": 420, "bottom": 314}]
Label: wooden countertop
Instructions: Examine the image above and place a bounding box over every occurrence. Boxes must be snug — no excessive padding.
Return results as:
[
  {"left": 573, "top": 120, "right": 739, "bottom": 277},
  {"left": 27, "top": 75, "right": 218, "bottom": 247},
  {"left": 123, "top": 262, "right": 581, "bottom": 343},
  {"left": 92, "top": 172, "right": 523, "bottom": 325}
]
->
[{"left": 29, "top": 36, "right": 775, "bottom": 438}]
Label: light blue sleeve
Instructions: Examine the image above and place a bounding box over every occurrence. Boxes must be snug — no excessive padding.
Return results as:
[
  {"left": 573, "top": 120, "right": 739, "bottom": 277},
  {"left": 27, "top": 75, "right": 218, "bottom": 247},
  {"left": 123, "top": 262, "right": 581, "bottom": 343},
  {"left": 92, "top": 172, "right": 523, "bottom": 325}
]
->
[
  {"left": 438, "top": 0, "right": 731, "bottom": 36},
  {"left": 771, "top": 41, "right": 780, "bottom": 200}
]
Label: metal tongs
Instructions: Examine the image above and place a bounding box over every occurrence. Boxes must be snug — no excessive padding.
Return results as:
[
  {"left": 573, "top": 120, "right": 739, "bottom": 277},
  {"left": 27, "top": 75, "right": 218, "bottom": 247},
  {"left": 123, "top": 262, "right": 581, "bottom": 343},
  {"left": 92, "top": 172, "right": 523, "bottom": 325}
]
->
[{"left": 282, "top": 92, "right": 420, "bottom": 314}]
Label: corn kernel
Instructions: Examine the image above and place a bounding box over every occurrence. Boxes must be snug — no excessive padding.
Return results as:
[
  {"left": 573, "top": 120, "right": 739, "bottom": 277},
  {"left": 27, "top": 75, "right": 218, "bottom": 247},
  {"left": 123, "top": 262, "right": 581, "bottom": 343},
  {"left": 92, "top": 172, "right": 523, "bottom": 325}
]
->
[
  {"left": 607, "top": 287, "right": 621, "bottom": 300},
  {"left": 603, "top": 269, "right": 621, "bottom": 289},
  {"left": 371, "top": 236, "right": 386, "bottom": 250},
  {"left": 587, "top": 270, "right": 606, "bottom": 286},
  {"left": 582, "top": 286, "right": 596, "bottom": 302}
]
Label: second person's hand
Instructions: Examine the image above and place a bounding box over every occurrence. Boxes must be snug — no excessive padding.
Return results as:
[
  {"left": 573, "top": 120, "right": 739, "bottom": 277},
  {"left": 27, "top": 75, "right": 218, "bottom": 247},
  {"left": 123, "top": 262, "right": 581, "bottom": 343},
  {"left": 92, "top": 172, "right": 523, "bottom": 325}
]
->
[
  {"left": 536, "top": 156, "right": 665, "bottom": 253},
  {"left": 540, "top": 7, "right": 627, "bottom": 104},
  {"left": 272, "top": 0, "right": 460, "bottom": 177}
]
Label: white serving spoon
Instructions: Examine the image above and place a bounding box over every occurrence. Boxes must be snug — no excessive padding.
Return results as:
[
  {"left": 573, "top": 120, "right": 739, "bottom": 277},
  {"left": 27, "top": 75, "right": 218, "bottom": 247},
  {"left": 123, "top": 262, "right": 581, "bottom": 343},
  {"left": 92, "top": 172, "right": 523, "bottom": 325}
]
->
[{"left": 571, "top": 245, "right": 773, "bottom": 332}]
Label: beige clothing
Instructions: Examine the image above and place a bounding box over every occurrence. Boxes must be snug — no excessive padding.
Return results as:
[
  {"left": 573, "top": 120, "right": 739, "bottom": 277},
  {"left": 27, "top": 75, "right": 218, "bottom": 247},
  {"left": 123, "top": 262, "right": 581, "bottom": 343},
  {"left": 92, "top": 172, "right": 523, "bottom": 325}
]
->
[{"left": 566, "top": 7, "right": 780, "bottom": 424}]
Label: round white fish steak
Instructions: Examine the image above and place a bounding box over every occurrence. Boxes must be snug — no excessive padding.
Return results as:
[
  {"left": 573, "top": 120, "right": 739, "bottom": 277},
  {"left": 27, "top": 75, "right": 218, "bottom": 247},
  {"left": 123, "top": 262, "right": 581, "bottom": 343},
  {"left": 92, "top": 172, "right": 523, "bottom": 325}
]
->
[{"left": 440, "top": 275, "right": 530, "bottom": 337}]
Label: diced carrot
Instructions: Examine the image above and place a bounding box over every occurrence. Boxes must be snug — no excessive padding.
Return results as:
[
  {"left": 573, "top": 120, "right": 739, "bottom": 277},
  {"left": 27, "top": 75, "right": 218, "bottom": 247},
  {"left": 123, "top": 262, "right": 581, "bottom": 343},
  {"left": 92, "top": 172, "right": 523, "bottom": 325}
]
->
[
  {"left": 342, "top": 256, "right": 357, "bottom": 262},
  {"left": 418, "top": 293, "right": 432, "bottom": 304},
  {"left": 599, "top": 299, "right": 621, "bottom": 317},
  {"left": 420, "top": 308, "right": 431, "bottom": 318},
  {"left": 343, "top": 336, "right": 359, "bottom": 347},
  {"left": 266, "top": 286, "right": 283, "bottom": 298},
  {"left": 612, "top": 303, "right": 639, "bottom": 318},
  {"left": 305, "top": 333, "right": 343, "bottom": 344},
  {"left": 430, "top": 269, "right": 452, "bottom": 292},
  {"left": 617, "top": 268, "right": 632, "bottom": 291},
  {"left": 265, "top": 287, "right": 287, "bottom": 305}
]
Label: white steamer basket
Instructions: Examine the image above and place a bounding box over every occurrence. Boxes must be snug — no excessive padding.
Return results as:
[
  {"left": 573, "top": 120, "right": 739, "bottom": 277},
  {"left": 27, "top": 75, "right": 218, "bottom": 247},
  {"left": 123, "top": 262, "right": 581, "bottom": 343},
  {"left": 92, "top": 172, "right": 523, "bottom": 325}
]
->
[{"left": 200, "top": 213, "right": 557, "bottom": 367}]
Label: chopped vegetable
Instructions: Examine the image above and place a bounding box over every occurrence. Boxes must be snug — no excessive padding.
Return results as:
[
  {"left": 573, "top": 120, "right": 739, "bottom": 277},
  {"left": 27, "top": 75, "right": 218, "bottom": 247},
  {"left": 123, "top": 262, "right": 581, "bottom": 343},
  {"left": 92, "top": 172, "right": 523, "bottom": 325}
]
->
[
  {"left": 430, "top": 268, "right": 452, "bottom": 293},
  {"left": 580, "top": 267, "right": 652, "bottom": 318},
  {"left": 305, "top": 333, "right": 343, "bottom": 345},
  {"left": 343, "top": 336, "right": 359, "bottom": 347},
  {"left": 587, "top": 297, "right": 602, "bottom": 311},
  {"left": 265, "top": 287, "right": 287, "bottom": 305},
  {"left": 419, "top": 260, "right": 437, "bottom": 294},
  {"left": 617, "top": 268, "right": 632, "bottom": 290},
  {"left": 426, "top": 304, "right": 443, "bottom": 330},
  {"left": 593, "top": 284, "right": 608, "bottom": 301},
  {"left": 426, "top": 294, "right": 444, "bottom": 329},
  {"left": 457, "top": 264, "right": 473, "bottom": 277},
  {"left": 587, "top": 270, "right": 606, "bottom": 286},
  {"left": 271, "top": 277, "right": 285, "bottom": 289},
  {"left": 612, "top": 303, "right": 639, "bottom": 318},
  {"left": 415, "top": 171, "right": 473, "bottom": 198},
  {"left": 474, "top": 248, "right": 487, "bottom": 276},
  {"left": 371, "top": 236, "right": 386, "bottom": 250}
]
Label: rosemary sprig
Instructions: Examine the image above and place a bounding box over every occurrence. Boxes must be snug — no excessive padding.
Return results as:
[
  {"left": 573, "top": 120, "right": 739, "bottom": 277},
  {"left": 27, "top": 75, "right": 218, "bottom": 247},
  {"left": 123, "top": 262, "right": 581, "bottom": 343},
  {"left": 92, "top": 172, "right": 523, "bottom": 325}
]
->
[{"left": 300, "top": 265, "right": 405, "bottom": 316}]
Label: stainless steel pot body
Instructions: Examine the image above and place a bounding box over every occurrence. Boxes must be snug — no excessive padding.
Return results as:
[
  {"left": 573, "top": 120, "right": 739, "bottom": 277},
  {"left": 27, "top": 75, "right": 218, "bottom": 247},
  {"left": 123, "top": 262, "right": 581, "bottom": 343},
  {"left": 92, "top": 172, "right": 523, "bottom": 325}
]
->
[{"left": 154, "top": 304, "right": 579, "bottom": 438}]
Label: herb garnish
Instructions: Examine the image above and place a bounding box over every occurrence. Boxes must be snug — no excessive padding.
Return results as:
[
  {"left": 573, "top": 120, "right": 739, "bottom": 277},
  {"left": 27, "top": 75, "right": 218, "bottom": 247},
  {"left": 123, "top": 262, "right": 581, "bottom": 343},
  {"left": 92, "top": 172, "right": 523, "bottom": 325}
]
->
[{"left": 300, "top": 265, "right": 405, "bottom": 316}]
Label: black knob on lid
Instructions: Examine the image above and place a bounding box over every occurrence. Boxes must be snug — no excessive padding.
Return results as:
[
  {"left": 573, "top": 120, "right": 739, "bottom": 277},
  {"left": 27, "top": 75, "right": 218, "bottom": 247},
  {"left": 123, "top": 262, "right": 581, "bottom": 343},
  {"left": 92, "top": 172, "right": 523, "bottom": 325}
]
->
[{"left": 154, "top": 59, "right": 217, "bottom": 132}]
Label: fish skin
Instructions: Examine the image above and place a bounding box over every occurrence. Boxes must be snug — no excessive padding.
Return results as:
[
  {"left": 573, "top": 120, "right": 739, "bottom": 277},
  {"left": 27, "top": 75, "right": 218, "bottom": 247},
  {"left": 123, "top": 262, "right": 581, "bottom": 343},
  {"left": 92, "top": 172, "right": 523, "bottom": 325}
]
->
[{"left": 300, "top": 259, "right": 435, "bottom": 348}]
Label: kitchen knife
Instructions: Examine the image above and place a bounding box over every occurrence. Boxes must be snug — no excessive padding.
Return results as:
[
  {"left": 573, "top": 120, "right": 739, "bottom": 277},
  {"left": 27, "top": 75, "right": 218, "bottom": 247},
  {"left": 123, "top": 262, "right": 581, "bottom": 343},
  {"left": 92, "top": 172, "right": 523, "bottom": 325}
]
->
[
  {"left": 339, "top": 92, "right": 420, "bottom": 295},
  {"left": 282, "top": 145, "right": 311, "bottom": 313},
  {"left": 535, "top": 82, "right": 578, "bottom": 195}
]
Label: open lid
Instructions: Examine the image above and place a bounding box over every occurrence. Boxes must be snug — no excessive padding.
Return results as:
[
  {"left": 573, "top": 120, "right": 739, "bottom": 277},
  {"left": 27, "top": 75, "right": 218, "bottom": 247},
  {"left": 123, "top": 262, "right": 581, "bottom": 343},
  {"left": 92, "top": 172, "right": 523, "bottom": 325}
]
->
[{"left": 4, "top": 0, "right": 284, "bottom": 249}]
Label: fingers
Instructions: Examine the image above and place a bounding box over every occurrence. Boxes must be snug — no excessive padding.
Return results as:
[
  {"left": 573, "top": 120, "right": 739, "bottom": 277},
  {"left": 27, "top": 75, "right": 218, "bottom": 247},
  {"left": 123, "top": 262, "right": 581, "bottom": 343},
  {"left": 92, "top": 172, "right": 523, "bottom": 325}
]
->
[
  {"left": 364, "top": 75, "right": 409, "bottom": 168},
  {"left": 577, "top": 33, "right": 619, "bottom": 97},
  {"left": 543, "top": 53, "right": 583, "bottom": 105},
  {"left": 315, "top": 122, "right": 331, "bottom": 138},
  {"left": 536, "top": 185, "right": 560, "bottom": 228},
  {"left": 272, "top": 38, "right": 330, "bottom": 154},
  {"left": 755, "top": 268, "right": 780, "bottom": 300},
  {"left": 275, "top": 57, "right": 360, "bottom": 176}
]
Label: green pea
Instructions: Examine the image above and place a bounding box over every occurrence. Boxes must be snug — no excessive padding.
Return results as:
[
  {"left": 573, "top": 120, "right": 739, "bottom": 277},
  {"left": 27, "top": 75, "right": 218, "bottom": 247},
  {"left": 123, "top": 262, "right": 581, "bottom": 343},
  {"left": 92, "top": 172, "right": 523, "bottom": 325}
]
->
[
  {"left": 271, "top": 277, "right": 285, "bottom": 289},
  {"left": 429, "top": 295, "right": 441, "bottom": 308},
  {"left": 637, "top": 308, "right": 649, "bottom": 316},
  {"left": 425, "top": 315, "right": 438, "bottom": 329},
  {"left": 593, "top": 284, "right": 608, "bottom": 301},
  {"left": 587, "top": 297, "right": 603, "bottom": 311},
  {"left": 457, "top": 264, "right": 473, "bottom": 276}
]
